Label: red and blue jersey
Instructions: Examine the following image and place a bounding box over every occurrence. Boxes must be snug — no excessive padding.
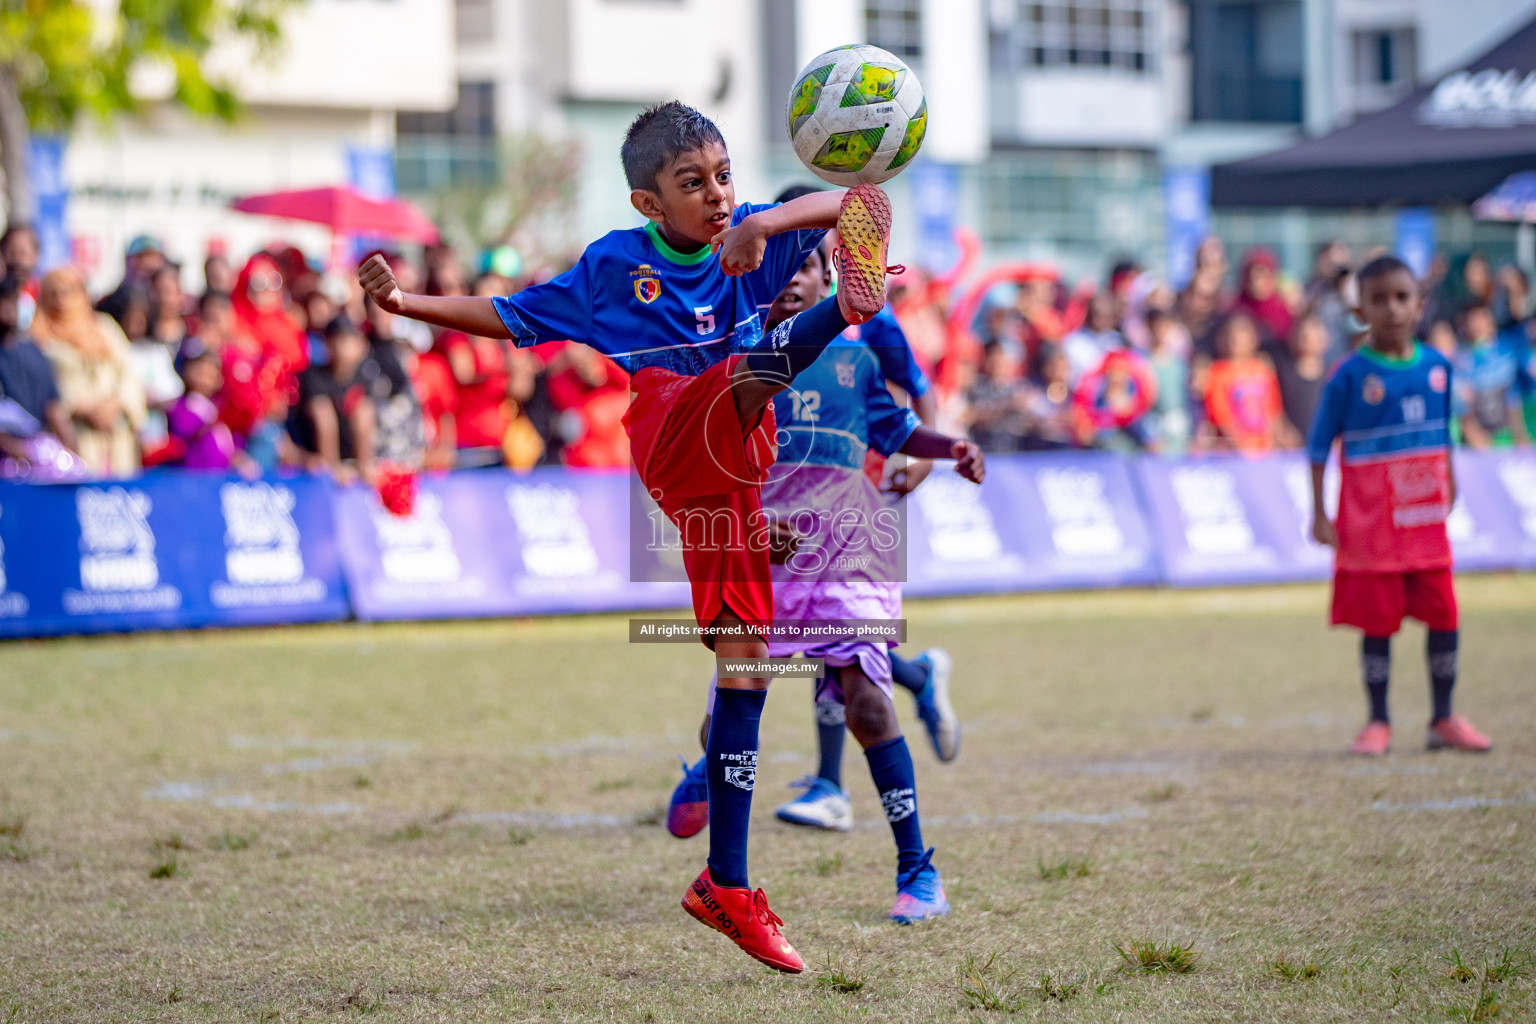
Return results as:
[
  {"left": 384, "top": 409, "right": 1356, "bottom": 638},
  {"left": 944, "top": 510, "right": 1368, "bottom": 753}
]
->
[
  {"left": 1307, "top": 343, "right": 1454, "bottom": 573},
  {"left": 491, "top": 203, "right": 824, "bottom": 377}
]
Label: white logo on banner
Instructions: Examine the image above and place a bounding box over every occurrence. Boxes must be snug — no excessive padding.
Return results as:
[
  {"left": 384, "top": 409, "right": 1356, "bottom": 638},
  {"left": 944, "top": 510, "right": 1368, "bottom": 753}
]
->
[
  {"left": 1170, "top": 466, "right": 1255, "bottom": 555},
  {"left": 66, "top": 487, "right": 180, "bottom": 614},
  {"left": 505, "top": 483, "right": 600, "bottom": 578},
  {"left": 0, "top": 501, "right": 28, "bottom": 618},
  {"left": 1420, "top": 69, "right": 1536, "bottom": 128},
  {"left": 1036, "top": 467, "right": 1124, "bottom": 556},
  {"left": 1496, "top": 458, "right": 1536, "bottom": 538},
  {"left": 915, "top": 474, "right": 1003, "bottom": 562},
  {"left": 211, "top": 482, "right": 325, "bottom": 607},
  {"left": 373, "top": 493, "right": 463, "bottom": 584}
]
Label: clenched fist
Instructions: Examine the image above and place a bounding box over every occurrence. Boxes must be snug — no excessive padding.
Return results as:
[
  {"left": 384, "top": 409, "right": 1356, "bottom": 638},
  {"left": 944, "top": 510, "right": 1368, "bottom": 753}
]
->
[{"left": 358, "top": 254, "right": 405, "bottom": 314}]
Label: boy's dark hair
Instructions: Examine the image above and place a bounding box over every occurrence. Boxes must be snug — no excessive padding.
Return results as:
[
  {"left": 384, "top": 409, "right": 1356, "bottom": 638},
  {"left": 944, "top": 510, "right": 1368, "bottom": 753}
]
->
[
  {"left": 1356, "top": 255, "right": 1415, "bottom": 291},
  {"left": 773, "top": 184, "right": 823, "bottom": 205},
  {"left": 0, "top": 222, "right": 36, "bottom": 246},
  {"left": 198, "top": 289, "right": 231, "bottom": 313},
  {"left": 324, "top": 314, "right": 362, "bottom": 341},
  {"left": 0, "top": 276, "right": 18, "bottom": 301},
  {"left": 621, "top": 102, "right": 726, "bottom": 193}
]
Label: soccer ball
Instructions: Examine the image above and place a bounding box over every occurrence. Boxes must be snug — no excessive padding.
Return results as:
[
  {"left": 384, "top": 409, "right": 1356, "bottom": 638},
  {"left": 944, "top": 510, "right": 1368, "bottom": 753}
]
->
[{"left": 786, "top": 44, "right": 927, "bottom": 187}]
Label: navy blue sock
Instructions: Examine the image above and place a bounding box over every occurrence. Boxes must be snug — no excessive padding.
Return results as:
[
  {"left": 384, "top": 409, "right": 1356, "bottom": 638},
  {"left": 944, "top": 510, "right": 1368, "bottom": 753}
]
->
[
  {"left": 706, "top": 687, "right": 765, "bottom": 890},
  {"left": 814, "top": 677, "right": 845, "bottom": 789},
  {"left": 865, "top": 735, "right": 924, "bottom": 877},
  {"left": 1427, "top": 630, "right": 1458, "bottom": 723},
  {"left": 888, "top": 653, "right": 929, "bottom": 697},
  {"left": 744, "top": 296, "right": 850, "bottom": 385},
  {"left": 1362, "top": 635, "right": 1391, "bottom": 724}
]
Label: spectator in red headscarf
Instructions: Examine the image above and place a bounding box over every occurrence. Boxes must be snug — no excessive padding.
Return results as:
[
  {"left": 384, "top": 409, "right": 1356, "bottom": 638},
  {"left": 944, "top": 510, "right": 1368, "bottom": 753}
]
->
[
  {"left": 232, "top": 253, "right": 308, "bottom": 376},
  {"left": 1232, "top": 247, "right": 1295, "bottom": 348}
]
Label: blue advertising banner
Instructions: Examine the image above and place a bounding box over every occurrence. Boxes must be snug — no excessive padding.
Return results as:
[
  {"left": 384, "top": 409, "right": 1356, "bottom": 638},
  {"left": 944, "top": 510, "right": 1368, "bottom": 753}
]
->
[
  {"left": 1164, "top": 167, "right": 1211, "bottom": 291},
  {"left": 1394, "top": 208, "right": 1437, "bottom": 280},
  {"left": 0, "top": 473, "right": 347, "bottom": 638},
  {"left": 1482, "top": 449, "right": 1536, "bottom": 568},
  {"left": 908, "top": 163, "right": 960, "bottom": 273},
  {"left": 334, "top": 467, "right": 688, "bottom": 622},
  {"left": 26, "top": 136, "right": 70, "bottom": 275},
  {"left": 905, "top": 452, "right": 1158, "bottom": 596},
  {"left": 1451, "top": 450, "right": 1533, "bottom": 571}
]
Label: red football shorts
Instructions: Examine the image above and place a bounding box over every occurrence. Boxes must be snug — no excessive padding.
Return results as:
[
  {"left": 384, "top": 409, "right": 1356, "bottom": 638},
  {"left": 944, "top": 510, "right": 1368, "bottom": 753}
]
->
[
  {"left": 1330, "top": 568, "right": 1458, "bottom": 637},
  {"left": 625, "top": 355, "right": 777, "bottom": 646}
]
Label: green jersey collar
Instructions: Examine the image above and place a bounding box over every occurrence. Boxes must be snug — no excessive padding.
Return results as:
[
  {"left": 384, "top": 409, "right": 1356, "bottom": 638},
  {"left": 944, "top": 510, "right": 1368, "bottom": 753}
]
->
[
  {"left": 644, "top": 221, "right": 714, "bottom": 266},
  {"left": 1358, "top": 342, "right": 1422, "bottom": 368}
]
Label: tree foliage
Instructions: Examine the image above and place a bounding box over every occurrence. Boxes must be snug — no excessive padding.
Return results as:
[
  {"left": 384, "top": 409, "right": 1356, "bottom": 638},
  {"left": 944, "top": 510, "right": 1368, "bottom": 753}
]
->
[{"left": 0, "top": 0, "right": 298, "bottom": 217}]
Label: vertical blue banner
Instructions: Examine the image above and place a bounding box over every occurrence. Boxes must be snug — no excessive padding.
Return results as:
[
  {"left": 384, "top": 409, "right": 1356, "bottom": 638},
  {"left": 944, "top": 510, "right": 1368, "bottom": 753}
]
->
[
  {"left": 346, "top": 146, "right": 397, "bottom": 199},
  {"left": 1164, "top": 166, "right": 1211, "bottom": 291},
  {"left": 1394, "top": 208, "right": 1436, "bottom": 279},
  {"left": 908, "top": 163, "right": 959, "bottom": 273},
  {"left": 26, "top": 136, "right": 70, "bottom": 274}
]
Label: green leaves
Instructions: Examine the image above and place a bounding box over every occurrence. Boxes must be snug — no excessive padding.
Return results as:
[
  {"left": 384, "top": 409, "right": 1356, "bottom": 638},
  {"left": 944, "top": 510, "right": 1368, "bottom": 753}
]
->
[{"left": 0, "top": 0, "right": 301, "bottom": 132}]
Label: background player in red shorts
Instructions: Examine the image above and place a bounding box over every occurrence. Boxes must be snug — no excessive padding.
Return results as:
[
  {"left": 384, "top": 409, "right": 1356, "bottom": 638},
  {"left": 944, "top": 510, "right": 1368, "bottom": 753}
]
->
[
  {"left": 359, "top": 102, "right": 913, "bottom": 973},
  {"left": 1308, "top": 256, "right": 1492, "bottom": 757}
]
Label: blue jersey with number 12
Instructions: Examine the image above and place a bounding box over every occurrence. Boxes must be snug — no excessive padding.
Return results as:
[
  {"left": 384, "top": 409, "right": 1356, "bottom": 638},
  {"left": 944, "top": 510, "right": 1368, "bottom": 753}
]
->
[{"left": 490, "top": 203, "right": 825, "bottom": 377}]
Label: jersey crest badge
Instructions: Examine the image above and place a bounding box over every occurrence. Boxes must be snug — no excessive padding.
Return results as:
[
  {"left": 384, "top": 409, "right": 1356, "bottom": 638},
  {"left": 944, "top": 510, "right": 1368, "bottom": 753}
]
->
[
  {"left": 1362, "top": 374, "right": 1386, "bottom": 405},
  {"left": 630, "top": 264, "right": 662, "bottom": 304},
  {"left": 1428, "top": 366, "right": 1448, "bottom": 393}
]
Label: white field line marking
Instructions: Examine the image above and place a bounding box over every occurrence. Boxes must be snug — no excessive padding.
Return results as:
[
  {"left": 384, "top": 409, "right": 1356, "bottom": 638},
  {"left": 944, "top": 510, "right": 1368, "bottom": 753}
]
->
[{"left": 1371, "top": 794, "right": 1536, "bottom": 813}]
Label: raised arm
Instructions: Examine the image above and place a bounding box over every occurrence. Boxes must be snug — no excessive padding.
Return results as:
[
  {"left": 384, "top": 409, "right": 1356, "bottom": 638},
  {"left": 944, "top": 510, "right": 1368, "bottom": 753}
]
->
[
  {"left": 899, "top": 426, "right": 984, "bottom": 484},
  {"left": 712, "top": 191, "right": 846, "bottom": 277},
  {"left": 358, "top": 255, "right": 511, "bottom": 339}
]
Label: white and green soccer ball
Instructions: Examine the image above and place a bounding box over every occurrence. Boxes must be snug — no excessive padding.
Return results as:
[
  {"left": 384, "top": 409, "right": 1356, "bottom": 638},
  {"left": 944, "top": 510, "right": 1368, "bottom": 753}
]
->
[{"left": 786, "top": 44, "right": 927, "bottom": 187}]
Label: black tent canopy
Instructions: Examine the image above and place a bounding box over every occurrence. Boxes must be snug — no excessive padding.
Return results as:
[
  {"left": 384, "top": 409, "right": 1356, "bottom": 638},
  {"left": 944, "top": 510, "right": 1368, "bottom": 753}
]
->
[{"left": 1211, "top": 14, "right": 1536, "bottom": 208}]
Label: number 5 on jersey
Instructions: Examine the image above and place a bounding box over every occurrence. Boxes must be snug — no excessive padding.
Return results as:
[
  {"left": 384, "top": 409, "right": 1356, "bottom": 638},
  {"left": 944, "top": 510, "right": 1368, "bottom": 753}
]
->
[{"left": 694, "top": 305, "right": 715, "bottom": 336}]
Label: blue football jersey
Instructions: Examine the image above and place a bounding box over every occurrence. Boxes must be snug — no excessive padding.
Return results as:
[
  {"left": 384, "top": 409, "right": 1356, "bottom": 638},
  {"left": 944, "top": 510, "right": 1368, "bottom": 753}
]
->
[
  {"left": 843, "top": 308, "right": 929, "bottom": 398},
  {"left": 774, "top": 341, "right": 920, "bottom": 471},
  {"left": 491, "top": 203, "right": 824, "bottom": 377}
]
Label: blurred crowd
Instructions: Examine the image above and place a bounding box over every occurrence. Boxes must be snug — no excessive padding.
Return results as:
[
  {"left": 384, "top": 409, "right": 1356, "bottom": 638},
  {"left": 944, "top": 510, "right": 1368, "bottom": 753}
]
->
[
  {"left": 0, "top": 221, "right": 1532, "bottom": 485},
  {"left": 0, "top": 224, "right": 630, "bottom": 483},
  {"left": 931, "top": 240, "right": 1535, "bottom": 456}
]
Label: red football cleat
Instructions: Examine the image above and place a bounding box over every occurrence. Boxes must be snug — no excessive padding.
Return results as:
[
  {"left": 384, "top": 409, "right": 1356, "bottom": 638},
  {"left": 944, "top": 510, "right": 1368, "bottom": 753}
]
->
[
  {"left": 1350, "top": 720, "right": 1391, "bottom": 756},
  {"left": 1427, "top": 714, "right": 1492, "bottom": 752},
  {"left": 681, "top": 868, "right": 804, "bottom": 973},
  {"left": 834, "top": 184, "right": 893, "bottom": 326}
]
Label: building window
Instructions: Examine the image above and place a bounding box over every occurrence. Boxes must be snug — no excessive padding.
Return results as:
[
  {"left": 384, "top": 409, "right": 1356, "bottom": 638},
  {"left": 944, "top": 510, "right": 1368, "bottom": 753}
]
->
[
  {"left": 1353, "top": 27, "right": 1416, "bottom": 88},
  {"left": 866, "top": 0, "right": 923, "bottom": 60},
  {"left": 1188, "top": 0, "right": 1303, "bottom": 123},
  {"left": 397, "top": 80, "right": 497, "bottom": 138},
  {"left": 396, "top": 81, "right": 499, "bottom": 191},
  {"left": 998, "top": 0, "right": 1154, "bottom": 73}
]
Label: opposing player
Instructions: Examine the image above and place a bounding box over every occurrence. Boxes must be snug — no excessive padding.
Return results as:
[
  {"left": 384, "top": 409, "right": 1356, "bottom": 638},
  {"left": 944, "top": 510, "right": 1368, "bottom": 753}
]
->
[
  {"left": 1308, "top": 256, "right": 1492, "bottom": 756},
  {"left": 359, "top": 102, "right": 925, "bottom": 973},
  {"left": 666, "top": 221, "right": 983, "bottom": 923}
]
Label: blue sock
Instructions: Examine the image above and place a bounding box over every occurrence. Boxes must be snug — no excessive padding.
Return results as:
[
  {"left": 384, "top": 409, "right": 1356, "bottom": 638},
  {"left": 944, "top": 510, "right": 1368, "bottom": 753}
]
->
[
  {"left": 706, "top": 687, "right": 765, "bottom": 890},
  {"left": 888, "top": 653, "right": 929, "bottom": 697},
  {"left": 865, "top": 735, "right": 924, "bottom": 877},
  {"left": 814, "top": 676, "right": 845, "bottom": 789},
  {"left": 744, "top": 296, "right": 850, "bottom": 385}
]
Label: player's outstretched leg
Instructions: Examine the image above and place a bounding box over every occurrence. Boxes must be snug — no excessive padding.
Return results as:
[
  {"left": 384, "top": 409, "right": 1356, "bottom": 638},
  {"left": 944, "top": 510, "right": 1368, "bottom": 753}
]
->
[
  {"left": 680, "top": 607, "right": 803, "bottom": 973},
  {"left": 891, "top": 649, "right": 960, "bottom": 762},
  {"left": 1423, "top": 630, "right": 1491, "bottom": 752},
  {"left": 841, "top": 663, "right": 949, "bottom": 925},
  {"left": 775, "top": 677, "right": 852, "bottom": 831},
  {"left": 1350, "top": 635, "right": 1392, "bottom": 756}
]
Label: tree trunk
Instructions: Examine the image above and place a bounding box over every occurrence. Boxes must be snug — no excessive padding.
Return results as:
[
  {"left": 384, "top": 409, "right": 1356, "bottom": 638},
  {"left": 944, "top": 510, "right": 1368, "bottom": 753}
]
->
[{"left": 0, "top": 63, "right": 33, "bottom": 224}]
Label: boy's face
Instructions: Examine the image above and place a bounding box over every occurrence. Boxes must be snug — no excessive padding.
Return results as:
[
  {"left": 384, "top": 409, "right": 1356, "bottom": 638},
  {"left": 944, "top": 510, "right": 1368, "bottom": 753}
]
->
[
  {"left": 1355, "top": 269, "right": 1423, "bottom": 349},
  {"left": 766, "top": 247, "right": 829, "bottom": 326},
  {"left": 630, "top": 141, "right": 734, "bottom": 247},
  {"left": 186, "top": 357, "right": 222, "bottom": 396},
  {"left": 1462, "top": 307, "right": 1496, "bottom": 344}
]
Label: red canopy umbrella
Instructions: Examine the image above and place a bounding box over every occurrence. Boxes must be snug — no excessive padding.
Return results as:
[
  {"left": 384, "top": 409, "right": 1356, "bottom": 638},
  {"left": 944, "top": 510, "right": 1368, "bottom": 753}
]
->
[{"left": 229, "top": 185, "right": 440, "bottom": 244}]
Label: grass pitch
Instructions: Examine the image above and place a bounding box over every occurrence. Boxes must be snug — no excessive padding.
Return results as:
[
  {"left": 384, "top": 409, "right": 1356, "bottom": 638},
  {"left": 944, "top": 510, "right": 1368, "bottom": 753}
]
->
[{"left": 1, "top": 577, "right": 1533, "bottom": 1022}]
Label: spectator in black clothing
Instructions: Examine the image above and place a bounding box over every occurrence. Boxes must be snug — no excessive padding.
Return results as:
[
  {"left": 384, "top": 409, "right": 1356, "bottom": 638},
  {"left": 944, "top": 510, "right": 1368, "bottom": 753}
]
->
[
  {"left": 0, "top": 276, "right": 75, "bottom": 448},
  {"left": 1, "top": 223, "right": 39, "bottom": 290},
  {"left": 291, "top": 316, "right": 378, "bottom": 483},
  {"left": 1273, "top": 313, "right": 1330, "bottom": 448},
  {"left": 96, "top": 235, "right": 167, "bottom": 327}
]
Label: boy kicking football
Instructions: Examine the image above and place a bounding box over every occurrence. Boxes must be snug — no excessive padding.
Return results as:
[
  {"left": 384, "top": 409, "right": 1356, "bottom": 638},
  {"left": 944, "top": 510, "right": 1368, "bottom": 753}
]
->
[
  {"left": 1308, "top": 255, "right": 1492, "bottom": 756},
  {"left": 665, "top": 220, "right": 983, "bottom": 924},
  {"left": 360, "top": 102, "right": 923, "bottom": 973}
]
